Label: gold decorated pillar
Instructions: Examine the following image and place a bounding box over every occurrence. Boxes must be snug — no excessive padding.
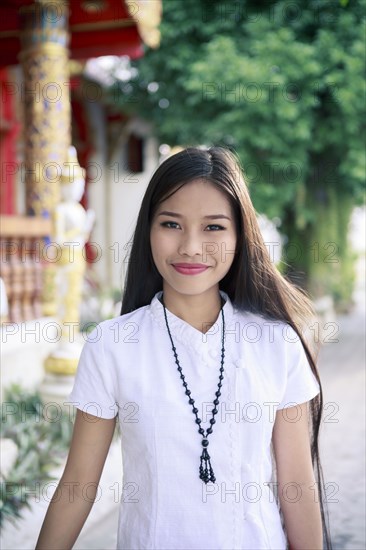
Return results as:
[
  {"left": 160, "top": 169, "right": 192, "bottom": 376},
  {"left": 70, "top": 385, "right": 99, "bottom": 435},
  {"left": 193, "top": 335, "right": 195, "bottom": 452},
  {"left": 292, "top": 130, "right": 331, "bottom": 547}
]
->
[
  {"left": 17, "top": 1, "right": 78, "bottom": 405},
  {"left": 19, "top": 0, "right": 71, "bottom": 317},
  {"left": 19, "top": 0, "right": 71, "bottom": 216}
]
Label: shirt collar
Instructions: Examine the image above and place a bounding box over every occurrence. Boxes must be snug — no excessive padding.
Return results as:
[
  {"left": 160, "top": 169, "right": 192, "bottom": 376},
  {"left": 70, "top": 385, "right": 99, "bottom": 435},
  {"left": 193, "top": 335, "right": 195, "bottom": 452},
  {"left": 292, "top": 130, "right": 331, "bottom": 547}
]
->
[{"left": 149, "top": 290, "right": 235, "bottom": 359}]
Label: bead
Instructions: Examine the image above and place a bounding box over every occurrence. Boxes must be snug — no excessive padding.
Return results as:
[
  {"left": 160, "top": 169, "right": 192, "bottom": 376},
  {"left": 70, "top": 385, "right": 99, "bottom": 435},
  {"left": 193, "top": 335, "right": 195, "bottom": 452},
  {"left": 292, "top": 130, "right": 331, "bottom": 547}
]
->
[
  {"left": 198, "top": 428, "right": 205, "bottom": 435},
  {"left": 215, "top": 391, "right": 221, "bottom": 397},
  {"left": 213, "top": 399, "right": 219, "bottom": 406},
  {"left": 219, "top": 375, "right": 224, "bottom": 380},
  {"left": 185, "top": 389, "right": 191, "bottom": 395},
  {"left": 212, "top": 408, "right": 218, "bottom": 415},
  {"left": 193, "top": 407, "right": 198, "bottom": 413},
  {"left": 195, "top": 418, "right": 202, "bottom": 424},
  {"left": 207, "top": 427, "right": 213, "bottom": 434},
  {"left": 210, "top": 418, "right": 216, "bottom": 425},
  {"left": 189, "top": 398, "right": 194, "bottom": 405},
  {"left": 201, "top": 439, "right": 209, "bottom": 447}
]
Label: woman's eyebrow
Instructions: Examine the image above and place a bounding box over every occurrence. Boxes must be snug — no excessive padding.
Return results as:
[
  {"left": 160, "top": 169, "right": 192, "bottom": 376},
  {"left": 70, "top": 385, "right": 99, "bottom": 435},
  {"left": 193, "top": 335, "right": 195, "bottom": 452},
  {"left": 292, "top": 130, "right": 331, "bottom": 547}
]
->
[{"left": 157, "top": 211, "right": 231, "bottom": 220}]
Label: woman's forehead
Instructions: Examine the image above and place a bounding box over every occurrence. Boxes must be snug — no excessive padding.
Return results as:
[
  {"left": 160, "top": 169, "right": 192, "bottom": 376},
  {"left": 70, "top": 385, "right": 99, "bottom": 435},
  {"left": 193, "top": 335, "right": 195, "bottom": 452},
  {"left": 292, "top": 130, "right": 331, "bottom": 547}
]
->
[{"left": 161, "top": 179, "right": 228, "bottom": 204}]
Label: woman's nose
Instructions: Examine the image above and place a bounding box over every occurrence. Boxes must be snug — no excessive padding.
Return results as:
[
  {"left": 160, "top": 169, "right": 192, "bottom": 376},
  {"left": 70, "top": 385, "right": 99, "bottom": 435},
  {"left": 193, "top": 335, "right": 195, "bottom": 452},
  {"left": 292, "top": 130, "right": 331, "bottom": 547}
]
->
[{"left": 177, "top": 231, "right": 206, "bottom": 257}]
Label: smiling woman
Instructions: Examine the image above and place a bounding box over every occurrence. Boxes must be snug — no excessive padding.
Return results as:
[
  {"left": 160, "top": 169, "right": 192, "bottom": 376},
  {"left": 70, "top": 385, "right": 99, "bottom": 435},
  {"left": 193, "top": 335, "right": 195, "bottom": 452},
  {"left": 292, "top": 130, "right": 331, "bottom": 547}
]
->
[{"left": 36, "top": 147, "right": 332, "bottom": 550}]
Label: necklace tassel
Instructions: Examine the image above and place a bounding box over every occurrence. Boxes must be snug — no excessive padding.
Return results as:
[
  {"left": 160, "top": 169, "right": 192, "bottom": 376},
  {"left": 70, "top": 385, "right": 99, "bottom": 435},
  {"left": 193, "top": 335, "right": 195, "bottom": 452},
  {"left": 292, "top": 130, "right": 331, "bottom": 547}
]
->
[{"left": 199, "top": 448, "right": 216, "bottom": 484}]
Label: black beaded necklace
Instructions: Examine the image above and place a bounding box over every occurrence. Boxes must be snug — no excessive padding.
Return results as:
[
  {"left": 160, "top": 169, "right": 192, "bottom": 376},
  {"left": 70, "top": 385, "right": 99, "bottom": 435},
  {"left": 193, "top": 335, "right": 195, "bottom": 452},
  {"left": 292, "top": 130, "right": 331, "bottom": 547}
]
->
[{"left": 161, "top": 294, "right": 226, "bottom": 484}]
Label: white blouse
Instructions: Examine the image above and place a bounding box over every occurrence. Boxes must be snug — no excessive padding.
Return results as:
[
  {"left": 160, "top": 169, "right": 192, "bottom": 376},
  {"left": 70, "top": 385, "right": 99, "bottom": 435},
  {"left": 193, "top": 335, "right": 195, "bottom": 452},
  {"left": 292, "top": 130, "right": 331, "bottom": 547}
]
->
[{"left": 68, "top": 290, "right": 320, "bottom": 550}]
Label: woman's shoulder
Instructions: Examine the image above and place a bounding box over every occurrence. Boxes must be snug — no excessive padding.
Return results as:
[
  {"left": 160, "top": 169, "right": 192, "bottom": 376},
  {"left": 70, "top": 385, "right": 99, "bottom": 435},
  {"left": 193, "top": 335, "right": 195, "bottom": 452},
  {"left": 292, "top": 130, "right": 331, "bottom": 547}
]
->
[
  {"left": 83, "top": 303, "right": 151, "bottom": 342},
  {"left": 232, "top": 307, "right": 300, "bottom": 351},
  {"left": 233, "top": 306, "right": 289, "bottom": 330}
]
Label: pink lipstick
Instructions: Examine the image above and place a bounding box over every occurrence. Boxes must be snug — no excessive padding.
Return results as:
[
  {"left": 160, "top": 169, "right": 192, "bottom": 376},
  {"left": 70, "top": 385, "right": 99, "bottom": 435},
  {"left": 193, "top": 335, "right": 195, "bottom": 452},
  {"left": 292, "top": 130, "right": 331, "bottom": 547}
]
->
[{"left": 172, "top": 264, "right": 209, "bottom": 275}]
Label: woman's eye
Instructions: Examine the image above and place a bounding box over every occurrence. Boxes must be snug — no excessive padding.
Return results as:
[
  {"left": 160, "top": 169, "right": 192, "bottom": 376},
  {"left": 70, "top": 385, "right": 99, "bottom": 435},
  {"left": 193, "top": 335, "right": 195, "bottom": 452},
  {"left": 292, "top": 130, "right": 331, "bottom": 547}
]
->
[
  {"left": 160, "top": 221, "right": 179, "bottom": 229},
  {"left": 207, "top": 224, "right": 225, "bottom": 231}
]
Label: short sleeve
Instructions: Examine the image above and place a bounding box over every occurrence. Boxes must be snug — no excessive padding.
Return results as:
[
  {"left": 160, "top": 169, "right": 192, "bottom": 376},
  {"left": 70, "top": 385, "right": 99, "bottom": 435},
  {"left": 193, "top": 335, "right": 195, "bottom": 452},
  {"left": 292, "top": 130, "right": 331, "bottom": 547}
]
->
[
  {"left": 277, "top": 326, "right": 320, "bottom": 409},
  {"left": 67, "top": 326, "right": 118, "bottom": 419}
]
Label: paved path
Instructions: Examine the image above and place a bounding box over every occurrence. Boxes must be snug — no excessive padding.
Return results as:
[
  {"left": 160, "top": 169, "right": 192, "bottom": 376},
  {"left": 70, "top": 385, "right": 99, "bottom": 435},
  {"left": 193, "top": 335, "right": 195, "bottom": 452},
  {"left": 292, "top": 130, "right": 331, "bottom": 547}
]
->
[{"left": 318, "top": 275, "right": 365, "bottom": 549}]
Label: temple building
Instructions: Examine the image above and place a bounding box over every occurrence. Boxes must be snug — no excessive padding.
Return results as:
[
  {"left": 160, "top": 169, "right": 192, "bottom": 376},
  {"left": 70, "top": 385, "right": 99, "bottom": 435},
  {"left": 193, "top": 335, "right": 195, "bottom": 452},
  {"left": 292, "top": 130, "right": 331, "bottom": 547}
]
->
[{"left": 0, "top": 0, "right": 162, "bottom": 398}]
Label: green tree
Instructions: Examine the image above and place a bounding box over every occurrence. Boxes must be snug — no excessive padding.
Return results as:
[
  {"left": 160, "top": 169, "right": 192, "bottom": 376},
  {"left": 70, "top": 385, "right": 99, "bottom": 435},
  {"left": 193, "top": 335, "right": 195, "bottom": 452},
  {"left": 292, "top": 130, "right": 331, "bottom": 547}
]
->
[{"left": 108, "top": 0, "right": 365, "bottom": 309}]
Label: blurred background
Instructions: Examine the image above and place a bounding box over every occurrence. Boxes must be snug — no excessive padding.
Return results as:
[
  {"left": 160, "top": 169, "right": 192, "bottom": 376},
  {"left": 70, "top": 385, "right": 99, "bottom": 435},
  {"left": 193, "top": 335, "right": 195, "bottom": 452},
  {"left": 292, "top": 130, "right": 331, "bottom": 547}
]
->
[{"left": 0, "top": 0, "right": 365, "bottom": 548}]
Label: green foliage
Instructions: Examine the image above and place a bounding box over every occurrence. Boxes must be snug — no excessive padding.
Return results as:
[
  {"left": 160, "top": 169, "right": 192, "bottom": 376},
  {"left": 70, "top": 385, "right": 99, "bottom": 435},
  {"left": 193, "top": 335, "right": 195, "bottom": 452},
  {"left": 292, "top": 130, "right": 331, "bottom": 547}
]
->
[
  {"left": 108, "top": 0, "right": 365, "bottom": 211},
  {"left": 0, "top": 384, "right": 74, "bottom": 527}
]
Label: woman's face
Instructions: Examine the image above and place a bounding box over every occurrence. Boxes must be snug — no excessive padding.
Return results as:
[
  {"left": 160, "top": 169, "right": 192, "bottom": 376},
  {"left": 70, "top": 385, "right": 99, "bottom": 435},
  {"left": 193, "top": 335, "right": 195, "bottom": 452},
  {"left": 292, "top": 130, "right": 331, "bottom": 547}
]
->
[{"left": 150, "top": 178, "right": 237, "bottom": 299}]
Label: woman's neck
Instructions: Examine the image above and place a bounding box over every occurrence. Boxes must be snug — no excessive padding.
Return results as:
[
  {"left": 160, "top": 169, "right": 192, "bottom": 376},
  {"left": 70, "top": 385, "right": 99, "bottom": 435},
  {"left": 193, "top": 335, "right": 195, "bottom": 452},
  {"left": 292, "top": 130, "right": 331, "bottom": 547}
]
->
[{"left": 160, "top": 289, "right": 225, "bottom": 334}]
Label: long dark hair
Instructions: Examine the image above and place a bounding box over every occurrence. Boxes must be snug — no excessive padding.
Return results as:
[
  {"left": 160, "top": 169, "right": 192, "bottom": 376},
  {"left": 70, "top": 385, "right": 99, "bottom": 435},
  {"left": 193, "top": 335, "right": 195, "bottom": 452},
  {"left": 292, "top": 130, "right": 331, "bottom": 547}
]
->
[{"left": 121, "top": 146, "right": 332, "bottom": 548}]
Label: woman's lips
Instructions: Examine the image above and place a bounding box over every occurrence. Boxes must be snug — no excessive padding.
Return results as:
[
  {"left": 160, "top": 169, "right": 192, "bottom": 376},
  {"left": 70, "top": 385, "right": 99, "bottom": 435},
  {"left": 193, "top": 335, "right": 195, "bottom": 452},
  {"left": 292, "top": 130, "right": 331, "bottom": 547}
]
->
[{"left": 172, "top": 265, "right": 209, "bottom": 275}]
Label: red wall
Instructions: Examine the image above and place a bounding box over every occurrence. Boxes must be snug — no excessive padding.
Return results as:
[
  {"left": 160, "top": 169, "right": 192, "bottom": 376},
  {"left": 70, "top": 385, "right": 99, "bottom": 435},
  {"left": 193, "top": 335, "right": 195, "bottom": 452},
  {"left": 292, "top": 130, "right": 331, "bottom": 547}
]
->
[{"left": 0, "top": 67, "right": 20, "bottom": 214}]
